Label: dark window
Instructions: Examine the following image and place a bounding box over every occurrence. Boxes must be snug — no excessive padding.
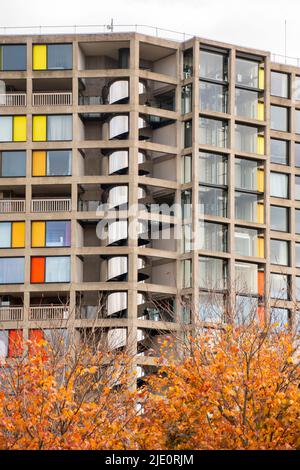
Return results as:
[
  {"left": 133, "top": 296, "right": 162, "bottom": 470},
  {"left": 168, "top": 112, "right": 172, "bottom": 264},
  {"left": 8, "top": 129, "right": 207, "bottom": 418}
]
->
[
  {"left": 47, "top": 44, "right": 72, "bottom": 70},
  {"left": 1, "top": 151, "right": 26, "bottom": 177},
  {"left": 0, "top": 45, "right": 26, "bottom": 71}
]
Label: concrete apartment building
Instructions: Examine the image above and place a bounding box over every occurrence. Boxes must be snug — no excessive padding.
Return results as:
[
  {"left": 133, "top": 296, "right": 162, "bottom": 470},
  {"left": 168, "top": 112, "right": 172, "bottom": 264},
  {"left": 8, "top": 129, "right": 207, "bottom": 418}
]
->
[{"left": 0, "top": 29, "right": 299, "bottom": 375}]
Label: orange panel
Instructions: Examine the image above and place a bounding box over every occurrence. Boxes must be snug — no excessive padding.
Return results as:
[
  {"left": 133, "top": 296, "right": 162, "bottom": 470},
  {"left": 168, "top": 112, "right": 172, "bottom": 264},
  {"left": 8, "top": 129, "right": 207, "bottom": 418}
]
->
[
  {"left": 29, "top": 329, "right": 45, "bottom": 356},
  {"left": 8, "top": 330, "right": 23, "bottom": 358},
  {"left": 257, "top": 306, "right": 265, "bottom": 326},
  {"left": 31, "top": 257, "right": 45, "bottom": 283},
  {"left": 258, "top": 271, "right": 265, "bottom": 296}
]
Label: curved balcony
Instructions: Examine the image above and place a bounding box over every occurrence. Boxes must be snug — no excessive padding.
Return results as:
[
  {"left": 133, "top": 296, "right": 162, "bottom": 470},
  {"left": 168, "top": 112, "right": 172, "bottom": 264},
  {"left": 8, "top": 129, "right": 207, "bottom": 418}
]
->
[
  {"left": 108, "top": 150, "right": 150, "bottom": 176},
  {"left": 109, "top": 115, "right": 147, "bottom": 140},
  {"left": 108, "top": 80, "right": 146, "bottom": 105}
]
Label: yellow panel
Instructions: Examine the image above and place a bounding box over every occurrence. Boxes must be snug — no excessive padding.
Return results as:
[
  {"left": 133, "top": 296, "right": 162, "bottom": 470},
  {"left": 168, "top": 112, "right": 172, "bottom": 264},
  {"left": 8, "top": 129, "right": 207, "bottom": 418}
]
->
[
  {"left": 259, "top": 66, "right": 264, "bottom": 89},
  {"left": 257, "top": 168, "right": 264, "bottom": 192},
  {"left": 257, "top": 101, "right": 264, "bottom": 121},
  {"left": 32, "top": 151, "right": 46, "bottom": 176},
  {"left": 33, "top": 44, "right": 47, "bottom": 70},
  {"left": 257, "top": 236, "right": 264, "bottom": 258},
  {"left": 11, "top": 222, "right": 25, "bottom": 248},
  {"left": 257, "top": 203, "right": 264, "bottom": 224},
  {"left": 31, "top": 221, "right": 46, "bottom": 247},
  {"left": 13, "top": 116, "right": 27, "bottom": 142},
  {"left": 257, "top": 135, "right": 264, "bottom": 155},
  {"left": 33, "top": 115, "right": 47, "bottom": 142}
]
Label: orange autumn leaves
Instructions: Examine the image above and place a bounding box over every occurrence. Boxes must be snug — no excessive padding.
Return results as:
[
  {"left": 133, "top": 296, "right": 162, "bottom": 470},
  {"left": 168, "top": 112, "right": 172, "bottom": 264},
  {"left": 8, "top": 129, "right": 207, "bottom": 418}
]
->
[{"left": 0, "top": 323, "right": 299, "bottom": 450}]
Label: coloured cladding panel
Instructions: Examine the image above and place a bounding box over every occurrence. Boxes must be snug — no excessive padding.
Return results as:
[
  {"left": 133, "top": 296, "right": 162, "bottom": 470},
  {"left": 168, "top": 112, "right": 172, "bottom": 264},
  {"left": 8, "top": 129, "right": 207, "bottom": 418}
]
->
[
  {"left": 13, "top": 116, "right": 27, "bottom": 142},
  {"left": 31, "top": 222, "right": 46, "bottom": 247},
  {"left": 33, "top": 116, "right": 47, "bottom": 141},
  {"left": 11, "top": 222, "right": 25, "bottom": 248},
  {"left": 32, "top": 151, "right": 46, "bottom": 176},
  {"left": 33, "top": 44, "right": 47, "bottom": 70},
  {"left": 31, "top": 257, "right": 45, "bottom": 283}
]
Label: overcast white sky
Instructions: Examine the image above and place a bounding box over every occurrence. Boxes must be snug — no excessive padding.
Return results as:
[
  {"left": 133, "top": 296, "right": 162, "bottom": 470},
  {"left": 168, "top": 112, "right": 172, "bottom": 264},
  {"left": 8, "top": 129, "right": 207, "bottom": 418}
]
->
[{"left": 2, "top": 0, "right": 300, "bottom": 58}]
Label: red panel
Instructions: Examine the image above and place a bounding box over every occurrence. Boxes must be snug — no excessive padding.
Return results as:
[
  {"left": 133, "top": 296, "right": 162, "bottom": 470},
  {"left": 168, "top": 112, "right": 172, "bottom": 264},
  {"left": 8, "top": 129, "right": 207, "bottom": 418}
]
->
[
  {"left": 31, "top": 257, "right": 45, "bottom": 283},
  {"left": 258, "top": 271, "right": 264, "bottom": 296},
  {"left": 29, "top": 329, "right": 45, "bottom": 356},
  {"left": 8, "top": 330, "right": 23, "bottom": 358}
]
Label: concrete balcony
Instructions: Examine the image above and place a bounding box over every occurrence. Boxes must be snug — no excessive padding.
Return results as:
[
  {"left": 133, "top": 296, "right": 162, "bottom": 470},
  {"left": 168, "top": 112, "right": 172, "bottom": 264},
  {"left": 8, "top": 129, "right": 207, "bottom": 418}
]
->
[
  {"left": 31, "top": 198, "right": 71, "bottom": 213},
  {"left": 32, "top": 92, "right": 72, "bottom": 107},
  {"left": 29, "top": 305, "right": 70, "bottom": 321},
  {"left": 0, "top": 93, "right": 26, "bottom": 107},
  {"left": 0, "top": 307, "right": 23, "bottom": 322},
  {"left": 0, "top": 199, "right": 25, "bottom": 213}
]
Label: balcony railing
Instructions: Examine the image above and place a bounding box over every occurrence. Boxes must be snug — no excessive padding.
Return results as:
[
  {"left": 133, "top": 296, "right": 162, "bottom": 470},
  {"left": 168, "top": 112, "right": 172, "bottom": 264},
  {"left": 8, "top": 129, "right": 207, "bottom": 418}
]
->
[
  {"left": 0, "top": 307, "right": 23, "bottom": 322},
  {"left": 31, "top": 198, "right": 71, "bottom": 213},
  {"left": 32, "top": 92, "right": 72, "bottom": 106},
  {"left": 0, "top": 93, "right": 26, "bottom": 107},
  {"left": 0, "top": 199, "right": 25, "bottom": 213},
  {"left": 29, "top": 305, "right": 70, "bottom": 321}
]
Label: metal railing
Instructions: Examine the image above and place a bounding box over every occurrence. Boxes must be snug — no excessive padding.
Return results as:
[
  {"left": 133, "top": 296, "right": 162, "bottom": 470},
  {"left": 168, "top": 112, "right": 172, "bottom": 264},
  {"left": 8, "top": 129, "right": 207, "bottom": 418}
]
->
[
  {"left": 0, "top": 93, "right": 26, "bottom": 106},
  {"left": 29, "top": 305, "right": 70, "bottom": 321},
  {"left": 0, "top": 199, "right": 25, "bottom": 213},
  {"left": 32, "top": 92, "right": 72, "bottom": 106},
  {"left": 31, "top": 198, "right": 71, "bottom": 212},
  {"left": 271, "top": 53, "right": 300, "bottom": 67},
  {"left": 0, "top": 307, "right": 23, "bottom": 322}
]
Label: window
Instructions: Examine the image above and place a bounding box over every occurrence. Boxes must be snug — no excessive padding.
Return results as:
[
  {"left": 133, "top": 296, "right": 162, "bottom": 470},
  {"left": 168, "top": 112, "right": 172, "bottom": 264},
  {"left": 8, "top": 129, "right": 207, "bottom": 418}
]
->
[
  {"left": 296, "top": 277, "right": 300, "bottom": 301},
  {"left": 33, "top": 44, "right": 72, "bottom": 70},
  {"left": 270, "top": 239, "right": 289, "bottom": 265},
  {"left": 0, "top": 330, "right": 23, "bottom": 357},
  {"left": 0, "top": 116, "right": 27, "bottom": 142},
  {"left": 199, "top": 292, "right": 226, "bottom": 323},
  {"left": 235, "top": 227, "right": 264, "bottom": 257},
  {"left": 199, "top": 152, "right": 227, "bottom": 185},
  {"left": 200, "top": 50, "right": 228, "bottom": 82},
  {"left": 181, "top": 190, "right": 192, "bottom": 219},
  {"left": 199, "top": 256, "right": 227, "bottom": 290},
  {"left": 182, "top": 259, "right": 191, "bottom": 288},
  {"left": 235, "top": 262, "right": 258, "bottom": 294},
  {"left": 270, "top": 172, "right": 288, "bottom": 198},
  {"left": 0, "top": 257, "right": 24, "bottom": 284},
  {"left": 295, "top": 76, "right": 300, "bottom": 101},
  {"left": 181, "top": 155, "right": 192, "bottom": 183},
  {"left": 271, "top": 71, "right": 289, "bottom": 98},
  {"left": 199, "top": 186, "right": 227, "bottom": 217},
  {"left": 235, "top": 158, "right": 264, "bottom": 192},
  {"left": 198, "top": 221, "right": 227, "bottom": 252},
  {"left": 31, "top": 256, "right": 70, "bottom": 283},
  {"left": 270, "top": 206, "right": 289, "bottom": 232},
  {"left": 296, "top": 176, "right": 300, "bottom": 200},
  {"left": 0, "top": 151, "right": 26, "bottom": 177},
  {"left": 199, "top": 117, "right": 228, "bottom": 148},
  {"left": 181, "top": 85, "right": 192, "bottom": 114},
  {"left": 296, "top": 209, "right": 300, "bottom": 234},
  {"left": 296, "top": 110, "right": 300, "bottom": 134},
  {"left": 296, "top": 143, "right": 300, "bottom": 167},
  {"left": 236, "top": 58, "right": 263, "bottom": 88},
  {"left": 0, "top": 45, "right": 26, "bottom": 71},
  {"left": 183, "top": 49, "right": 193, "bottom": 78},
  {"left": 32, "top": 115, "right": 72, "bottom": 142},
  {"left": 32, "top": 150, "right": 72, "bottom": 176},
  {"left": 270, "top": 273, "right": 289, "bottom": 300},
  {"left": 296, "top": 243, "right": 300, "bottom": 267},
  {"left": 0, "top": 222, "right": 25, "bottom": 248},
  {"left": 199, "top": 81, "right": 227, "bottom": 113},
  {"left": 235, "top": 295, "right": 258, "bottom": 325},
  {"left": 270, "top": 308, "right": 290, "bottom": 328},
  {"left": 270, "top": 105, "right": 289, "bottom": 132},
  {"left": 235, "top": 88, "right": 263, "bottom": 120},
  {"left": 32, "top": 221, "right": 71, "bottom": 247},
  {"left": 235, "top": 192, "right": 264, "bottom": 223},
  {"left": 184, "top": 121, "right": 192, "bottom": 148},
  {"left": 270, "top": 139, "right": 288, "bottom": 165},
  {"left": 235, "top": 124, "right": 264, "bottom": 154}
]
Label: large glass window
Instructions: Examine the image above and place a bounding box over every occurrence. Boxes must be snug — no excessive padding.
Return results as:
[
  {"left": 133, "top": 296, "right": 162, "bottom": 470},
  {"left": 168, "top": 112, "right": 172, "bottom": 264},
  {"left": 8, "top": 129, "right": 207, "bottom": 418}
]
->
[
  {"left": 0, "top": 116, "right": 12, "bottom": 142},
  {"left": 181, "top": 85, "right": 192, "bottom": 114},
  {"left": 236, "top": 58, "right": 260, "bottom": 88},
  {"left": 296, "top": 209, "right": 300, "bottom": 234},
  {"left": 270, "top": 308, "right": 290, "bottom": 328},
  {"left": 199, "top": 256, "right": 227, "bottom": 290},
  {"left": 199, "top": 81, "right": 227, "bottom": 113},
  {"left": 182, "top": 259, "right": 191, "bottom": 288},
  {"left": 199, "top": 186, "right": 227, "bottom": 217},
  {"left": 198, "top": 221, "right": 227, "bottom": 252},
  {"left": 235, "top": 227, "right": 262, "bottom": 257},
  {"left": 0, "top": 45, "right": 26, "bottom": 71},
  {"left": 235, "top": 192, "right": 264, "bottom": 223},
  {"left": 199, "top": 117, "right": 228, "bottom": 148},
  {"left": 47, "top": 115, "right": 72, "bottom": 141},
  {"left": 200, "top": 50, "right": 228, "bottom": 82},
  {"left": 47, "top": 150, "right": 71, "bottom": 176},
  {"left": 295, "top": 77, "right": 300, "bottom": 101},
  {"left": 47, "top": 44, "right": 72, "bottom": 70},
  {"left": 235, "top": 295, "right": 258, "bottom": 324},
  {"left": 46, "top": 221, "right": 71, "bottom": 247},
  {"left": 184, "top": 121, "right": 192, "bottom": 148},
  {"left": 296, "top": 110, "right": 300, "bottom": 134},
  {"left": 295, "top": 143, "right": 300, "bottom": 167},
  {"left": 235, "top": 88, "right": 262, "bottom": 119},
  {"left": 270, "top": 105, "right": 289, "bottom": 132},
  {"left": 295, "top": 176, "right": 300, "bottom": 200},
  {"left": 271, "top": 71, "right": 289, "bottom": 98},
  {"left": 296, "top": 243, "right": 300, "bottom": 268},
  {"left": 270, "top": 273, "right": 289, "bottom": 300},
  {"left": 199, "top": 292, "right": 226, "bottom": 323},
  {"left": 1, "top": 151, "right": 26, "bottom": 177},
  {"left": 296, "top": 277, "right": 300, "bottom": 301},
  {"left": 198, "top": 152, "right": 227, "bottom": 185},
  {"left": 235, "top": 124, "right": 262, "bottom": 154},
  {"left": 235, "top": 158, "right": 263, "bottom": 191},
  {"left": 0, "top": 257, "right": 24, "bottom": 284},
  {"left": 235, "top": 262, "right": 258, "bottom": 294},
  {"left": 45, "top": 256, "right": 70, "bottom": 283},
  {"left": 270, "top": 206, "right": 289, "bottom": 232},
  {"left": 270, "top": 139, "right": 288, "bottom": 165},
  {"left": 0, "top": 223, "right": 11, "bottom": 248},
  {"left": 270, "top": 172, "right": 289, "bottom": 198},
  {"left": 270, "top": 239, "right": 289, "bottom": 265}
]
